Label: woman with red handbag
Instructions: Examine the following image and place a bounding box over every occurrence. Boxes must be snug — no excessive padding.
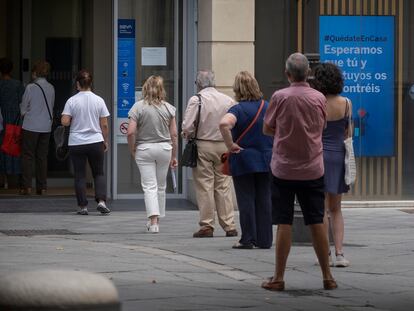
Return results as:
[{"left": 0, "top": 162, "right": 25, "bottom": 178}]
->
[
  {"left": 219, "top": 71, "right": 273, "bottom": 249},
  {"left": 0, "top": 58, "right": 25, "bottom": 190}
]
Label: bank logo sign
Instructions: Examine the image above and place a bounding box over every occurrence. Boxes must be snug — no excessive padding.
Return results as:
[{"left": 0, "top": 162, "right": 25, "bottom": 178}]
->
[
  {"left": 117, "top": 19, "right": 136, "bottom": 119},
  {"left": 320, "top": 16, "right": 395, "bottom": 157}
]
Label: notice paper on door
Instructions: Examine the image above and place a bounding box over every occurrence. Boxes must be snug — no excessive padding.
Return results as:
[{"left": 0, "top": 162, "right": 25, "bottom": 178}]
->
[{"left": 141, "top": 47, "right": 167, "bottom": 66}]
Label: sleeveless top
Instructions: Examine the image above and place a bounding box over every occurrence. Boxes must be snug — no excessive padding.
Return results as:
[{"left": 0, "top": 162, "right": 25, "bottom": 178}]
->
[{"left": 322, "top": 98, "right": 350, "bottom": 152}]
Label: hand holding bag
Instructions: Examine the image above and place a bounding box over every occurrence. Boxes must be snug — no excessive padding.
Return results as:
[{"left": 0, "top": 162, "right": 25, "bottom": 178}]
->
[
  {"left": 344, "top": 98, "right": 356, "bottom": 185},
  {"left": 221, "top": 100, "right": 265, "bottom": 176},
  {"left": 54, "top": 125, "right": 70, "bottom": 161},
  {"left": 1, "top": 114, "right": 22, "bottom": 157},
  {"left": 181, "top": 94, "right": 201, "bottom": 167}
]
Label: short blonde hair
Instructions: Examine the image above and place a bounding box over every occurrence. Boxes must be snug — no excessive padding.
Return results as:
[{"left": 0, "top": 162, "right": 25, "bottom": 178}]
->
[
  {"left": 233, "top": 71, "right": 262, "bottom": 102},
  {"left": 142, "top": 75, "right": 166, "bottom": 105},
  {"left": 32, "top": 60, "right": 50, "bottom": 78}
]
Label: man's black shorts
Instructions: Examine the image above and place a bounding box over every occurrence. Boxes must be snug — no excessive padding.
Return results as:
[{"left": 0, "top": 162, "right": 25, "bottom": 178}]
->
[{"left": 271, "top": 175, "right": 325, "bottom": 226}]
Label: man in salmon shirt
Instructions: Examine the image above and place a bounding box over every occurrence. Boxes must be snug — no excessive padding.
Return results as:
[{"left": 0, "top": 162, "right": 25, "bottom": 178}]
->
[{"left": 261, "top": 53, "right": 337, "bottom": 291}]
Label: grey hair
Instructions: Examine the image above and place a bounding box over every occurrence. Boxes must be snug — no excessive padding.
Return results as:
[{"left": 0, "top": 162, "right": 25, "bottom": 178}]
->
[
  {"left": 285, "top": 53, "right": 310, "bottom": 82},
  {"left": 196, "top": 70, "right": 216, "bottom": 90}
]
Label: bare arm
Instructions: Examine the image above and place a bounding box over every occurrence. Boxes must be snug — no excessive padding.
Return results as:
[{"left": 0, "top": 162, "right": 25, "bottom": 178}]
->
[
  {"left": 127, "top": 118, "right": 137, "bottom": 157},
  {"left": 61, "top": 115, "right": 71, "bottom": 126},
  {"left": 219, "top": 113, "right": 241, "bottom": 153},
  {"left": 169, "top": 117, "right": 178, "bottom": 168},
  {"left": 99, "top": 117, "right": 109, "bottom": 152},
  {"left": 263, "top": 123, "right": 275, "bottom": 136},
  {"left": 181, "top": 96, "right": 198, "bottom": 139}
]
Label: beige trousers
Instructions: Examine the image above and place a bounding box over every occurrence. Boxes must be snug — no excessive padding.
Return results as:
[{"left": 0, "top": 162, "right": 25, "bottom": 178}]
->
[{"left": 192, "top": 140, "right": 236, "bottom": 232}]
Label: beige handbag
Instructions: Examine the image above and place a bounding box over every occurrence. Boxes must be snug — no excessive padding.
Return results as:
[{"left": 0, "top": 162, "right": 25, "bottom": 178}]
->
[{"left": 344, "top": 98, "right": 356, "bottom": 185}]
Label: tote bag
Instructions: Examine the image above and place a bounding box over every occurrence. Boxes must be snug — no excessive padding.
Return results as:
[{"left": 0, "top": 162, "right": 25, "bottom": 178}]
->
[
  {"left": 1, "top": 115, "right": 22, "bottom": 157},
  {"left": 344, "top": 99, "right": 356, "bottom": 185}
]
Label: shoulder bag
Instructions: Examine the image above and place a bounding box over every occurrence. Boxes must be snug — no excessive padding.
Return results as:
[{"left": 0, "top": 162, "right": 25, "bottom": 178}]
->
[
  {"left": 34, "top": 82, "right": 52, "bottom": 121},
  {"left": 221, "top": 100, "right": 265, "bottom": 176},
  {"left": 34, "top": 83, "right": 69, "bottom": 161},
  {"left": 181, "top": 94, "right": 201, "bottom": 167},
  {"left": 344, "top": 98, "right": 356, "bottom": 185},
  {"left": 0, "top": 114, "right": 22, "bottom": 157}
]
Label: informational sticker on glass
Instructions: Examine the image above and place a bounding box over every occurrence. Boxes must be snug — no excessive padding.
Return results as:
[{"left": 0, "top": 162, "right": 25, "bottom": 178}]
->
[
  {"left": 116, "top": 118, "right": 129, "bottom": 144},
  {"left": 319, "top": 16, "right": 395, "bottom": 157},
  {"left": 117, "top": 19, "right": 136, "bottom": 143},
  {"left": 141, "top": 47, "right": 167, "bottom": 66}
]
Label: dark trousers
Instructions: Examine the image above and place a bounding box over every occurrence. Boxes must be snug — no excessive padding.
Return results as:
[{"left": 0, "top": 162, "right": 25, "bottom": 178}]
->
[
  {"left": 233, "top": 172, "right": 273, "bottom": 248},
  {"left": 21, "top": 129, "right": 50, "bottom": 190},
  {"left": 69, "top": 142, "right": 106, "bottom": 207}
]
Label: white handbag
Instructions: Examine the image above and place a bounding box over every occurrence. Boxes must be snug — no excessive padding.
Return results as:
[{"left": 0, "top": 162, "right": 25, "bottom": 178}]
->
[{"left": 344, "top": 98, "right": 356, "bottom": 185}]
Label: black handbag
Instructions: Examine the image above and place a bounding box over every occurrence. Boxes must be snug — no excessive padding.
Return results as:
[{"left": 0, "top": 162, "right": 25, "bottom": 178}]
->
[
  {"left": 53, "top": 125, "right": 70, "bottom": 161},
  {"left": 181, "top": 94, "right": 201, "bottom": 167}
]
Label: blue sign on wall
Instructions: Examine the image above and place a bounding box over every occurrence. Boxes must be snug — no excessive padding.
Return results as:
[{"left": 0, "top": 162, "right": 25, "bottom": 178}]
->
[
  {"left": 117, "top": 19, "right": 136, "bottom": 118},
  {"left": 319, "top": 16, "right": 395, "bottom": 157}
]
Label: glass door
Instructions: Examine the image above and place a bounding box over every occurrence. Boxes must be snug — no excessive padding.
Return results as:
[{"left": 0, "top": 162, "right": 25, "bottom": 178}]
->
[
  {"left": 114, "top": 0, "right": 185, "bottom": 198},
  {"left": 1, "top": 0, "right": 92, "bottom": 195}
]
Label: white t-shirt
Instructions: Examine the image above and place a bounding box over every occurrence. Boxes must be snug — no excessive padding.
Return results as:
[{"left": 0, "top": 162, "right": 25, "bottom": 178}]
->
[{"left": 62, "top": 91, "right": 110, "bottom": 146}]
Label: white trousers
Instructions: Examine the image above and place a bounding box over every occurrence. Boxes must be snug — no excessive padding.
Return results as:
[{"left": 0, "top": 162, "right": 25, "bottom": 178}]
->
[{"left": 135, "top": 142, "right": 172, "bottom": 218}]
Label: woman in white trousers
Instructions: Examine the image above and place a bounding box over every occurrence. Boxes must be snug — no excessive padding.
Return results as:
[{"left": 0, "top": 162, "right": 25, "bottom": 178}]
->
[{"left": 127, "top": 76, "right": 178, "bottom": 233}]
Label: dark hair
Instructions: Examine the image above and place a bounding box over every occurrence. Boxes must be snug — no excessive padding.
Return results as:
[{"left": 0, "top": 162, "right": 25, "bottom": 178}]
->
[
  {"left": 32, "top": 60, "right": 51, "bottom": 77},
  {"left": 312, "top": 62, "right": 344, "bottom": 95},
  {"left": 0, "top": 58, "right": 13, "bottom": 75},
  {"left": 76, "top": 69, "right": 93, "bottom": 89}
]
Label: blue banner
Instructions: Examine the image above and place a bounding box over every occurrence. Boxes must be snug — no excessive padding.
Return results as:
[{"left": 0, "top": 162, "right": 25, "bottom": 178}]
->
[
  {"left": 319, "top": 16, "right": 395, "bottom": 157},
  {"left": 117, "top": 19, "right": 136, "bottom": 118}
]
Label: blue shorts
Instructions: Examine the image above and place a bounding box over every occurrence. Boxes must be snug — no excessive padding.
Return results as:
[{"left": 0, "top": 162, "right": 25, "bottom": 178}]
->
[{"left": 271, "top": 176, "right": 325, "bottom": 226}]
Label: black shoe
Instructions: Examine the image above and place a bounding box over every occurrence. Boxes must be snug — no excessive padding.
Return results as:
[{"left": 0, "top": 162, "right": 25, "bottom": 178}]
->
[{"left": 232, "top": 242, "right": 253, "bottom": 249}]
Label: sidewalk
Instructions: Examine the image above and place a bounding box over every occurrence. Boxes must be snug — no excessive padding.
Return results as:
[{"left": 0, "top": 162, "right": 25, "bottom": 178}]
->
[{"left": 0, "top": 198, "right": 413, "bottom": 310}]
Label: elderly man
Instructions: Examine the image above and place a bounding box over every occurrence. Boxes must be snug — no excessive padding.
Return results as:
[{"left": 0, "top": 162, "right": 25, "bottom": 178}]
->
[
  {"left": 182, "top": 70, "right": 238, "bottom": 238},
  {"left": 262, "top": 53, "right": 337, "bottom": 291}
]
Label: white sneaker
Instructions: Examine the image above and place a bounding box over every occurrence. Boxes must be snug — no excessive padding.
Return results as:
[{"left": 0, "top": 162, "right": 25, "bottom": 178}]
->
[
  {"left": 77, "top": 207, "right": 88, "bottom": 215},
  {"left": 148, "top": 224, "right": 159, "bottom": 233},
  {"left": 335, "top": 254, "right": 350, "bottom": 267},
  {"left": 97, "top": 201, "right": 110, "bottom": 214}
]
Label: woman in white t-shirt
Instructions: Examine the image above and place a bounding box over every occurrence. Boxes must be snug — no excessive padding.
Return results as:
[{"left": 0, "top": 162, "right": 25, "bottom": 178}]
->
[
  {"left": 127, "top": 75, "right": 178, "bottom": 233},
  {"left": 61, "top": 70, "right": 110, "bottom": 215}
]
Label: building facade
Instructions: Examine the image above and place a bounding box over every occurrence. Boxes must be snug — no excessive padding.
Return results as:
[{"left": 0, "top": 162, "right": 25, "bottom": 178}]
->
[{"left": 1, "top": 0, "right": 414, "bottom": 206}]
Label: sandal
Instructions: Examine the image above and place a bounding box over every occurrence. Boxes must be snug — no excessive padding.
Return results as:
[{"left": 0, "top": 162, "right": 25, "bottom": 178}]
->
[
  {"left": 323, "top": 279, "right": 338, "bottom": 290},
  {"left": 261, "top": 277, "right": 285, "bottom": 291}
]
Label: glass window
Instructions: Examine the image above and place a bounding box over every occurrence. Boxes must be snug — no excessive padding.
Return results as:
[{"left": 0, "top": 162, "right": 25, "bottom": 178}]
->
[{"left": 116, "top": 0, "right": 182, "bottom": 196}]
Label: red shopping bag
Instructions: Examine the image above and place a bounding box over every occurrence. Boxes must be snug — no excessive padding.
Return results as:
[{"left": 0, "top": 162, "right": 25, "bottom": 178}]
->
[{"left": 1, "top": 123, "right": 22, "bottom": 157}]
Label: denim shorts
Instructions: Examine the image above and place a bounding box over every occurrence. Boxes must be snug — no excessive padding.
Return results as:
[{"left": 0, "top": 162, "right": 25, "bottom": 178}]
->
[{"left": 271, "top": 175, "right": 325, "bottom": 226}]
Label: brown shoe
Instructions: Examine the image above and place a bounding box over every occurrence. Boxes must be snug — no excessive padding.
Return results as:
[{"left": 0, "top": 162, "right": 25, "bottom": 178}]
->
[
  {"left": 261, "top": 277, "right": 285, "bottom": 291},
  {"left": 323, "top": 279, "right": 338, "bottom": 290},
  {"left": 193, "top": 228, "right": 214, "bottom": 238},
  {"left": 19, "top": 188, "right": 31, "bottom": 195},
  {"left": 225, "top": 229, "right": 238, "bottom": 237}
]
